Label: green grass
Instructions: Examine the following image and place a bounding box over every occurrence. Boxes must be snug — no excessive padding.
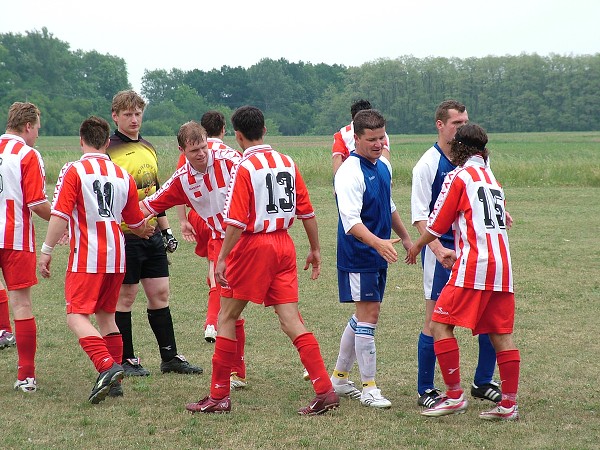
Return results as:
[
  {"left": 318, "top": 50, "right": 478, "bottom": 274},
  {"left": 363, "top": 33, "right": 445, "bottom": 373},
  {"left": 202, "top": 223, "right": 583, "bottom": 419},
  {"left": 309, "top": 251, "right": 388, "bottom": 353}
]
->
[{"left": 2, "top": 133, "right": 599, "bottom": 449}]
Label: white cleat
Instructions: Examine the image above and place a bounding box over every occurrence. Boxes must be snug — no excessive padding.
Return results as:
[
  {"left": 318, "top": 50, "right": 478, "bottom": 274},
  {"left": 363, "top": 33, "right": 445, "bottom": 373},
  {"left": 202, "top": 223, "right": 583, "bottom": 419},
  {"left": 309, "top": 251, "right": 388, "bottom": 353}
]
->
[{"left": 360, "top": 388, "right": 392, "bottom": 409}]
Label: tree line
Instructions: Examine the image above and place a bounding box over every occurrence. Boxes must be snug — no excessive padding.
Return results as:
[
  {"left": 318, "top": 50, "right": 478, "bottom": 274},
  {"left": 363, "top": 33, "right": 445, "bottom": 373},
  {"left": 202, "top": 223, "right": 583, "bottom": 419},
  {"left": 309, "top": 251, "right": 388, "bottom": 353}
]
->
[{"left": 2, "top": 28, "right": 599, "bottom": 136}]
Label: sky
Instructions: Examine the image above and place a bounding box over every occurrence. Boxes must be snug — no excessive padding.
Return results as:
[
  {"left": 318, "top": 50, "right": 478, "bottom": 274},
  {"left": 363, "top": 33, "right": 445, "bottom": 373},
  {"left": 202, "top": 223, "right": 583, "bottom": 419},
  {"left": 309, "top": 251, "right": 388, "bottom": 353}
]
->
[{"left": 3, "top": 0, "right": 599, "bottom": 93}]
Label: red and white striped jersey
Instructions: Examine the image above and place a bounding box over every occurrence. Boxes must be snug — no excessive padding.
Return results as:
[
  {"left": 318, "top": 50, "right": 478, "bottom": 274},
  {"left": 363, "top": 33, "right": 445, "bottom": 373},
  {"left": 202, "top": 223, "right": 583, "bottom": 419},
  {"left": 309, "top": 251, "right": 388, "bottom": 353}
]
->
[
  {"left": 146, "top": 147, "right": 241, "bottom": 239},
  {"left": 0, "top": 134, "right": 48, "bottom": 252},
  {"left": 224, "top": 145, "right": 315, "bottom": 233},
  {"left": 51, "top": 153, "right": 145, "bottom": 273},
  {"left": 426, "top": 155, "right": 513, "bottom": 292}
]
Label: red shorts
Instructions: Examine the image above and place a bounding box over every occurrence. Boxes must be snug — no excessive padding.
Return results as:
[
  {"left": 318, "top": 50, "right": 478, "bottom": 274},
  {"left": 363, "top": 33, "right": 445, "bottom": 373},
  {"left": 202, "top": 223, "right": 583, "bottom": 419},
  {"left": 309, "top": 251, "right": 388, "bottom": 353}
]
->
[
  {"left": 65, "top": 272, "right": 125, "bottom": 314},
  {"left": 0, "top": 249, "right": 37, "bottom": 290},
  {"left": 188, "top": 209, "right": 211, "bottom": 258},
  {"left": 432, "top": 284, "right": 515, "bottom": 335},
  {"left": 207, "top": 237, "right": 223, "bottom": 262},
  {"left": 221, "top": 230, "right": 298, "bottom": 306}
]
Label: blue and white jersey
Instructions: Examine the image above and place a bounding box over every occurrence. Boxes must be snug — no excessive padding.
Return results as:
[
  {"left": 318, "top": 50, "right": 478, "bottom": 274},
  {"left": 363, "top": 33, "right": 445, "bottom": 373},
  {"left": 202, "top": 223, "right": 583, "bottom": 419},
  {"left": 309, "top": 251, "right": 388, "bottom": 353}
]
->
[
  {"left": 411, "top": 143, "right": 455, "bottom": 246},
  {"left": 335, "top": 153, "right": 395, "bottom": 272}
]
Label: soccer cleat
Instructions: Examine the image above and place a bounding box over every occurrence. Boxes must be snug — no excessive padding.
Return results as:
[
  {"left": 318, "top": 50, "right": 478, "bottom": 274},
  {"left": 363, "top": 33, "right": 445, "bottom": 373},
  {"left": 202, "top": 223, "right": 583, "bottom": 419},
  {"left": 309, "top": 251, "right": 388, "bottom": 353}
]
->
[
  {"left": 14, "top": 377, "right": 37, "bottom": 393},
  {"left": 332, "top": 380, "right": 362, "bottom": 400},
  {"left": 302, "top": 368, "right": 310, "bottom": 381},
  {"left": 471, "top": 381, "right": 502, "bottom": 403},
  {"left": 421, "top": 394, "right": 468, "bottom": 417},
  {"left": 89, "top": 363, "right": 124, "bottom": 404},
  {"left": 0, "top": 330, "right": 16, "bottom": 349},
  {"left": 479, "top": 403, "right": 519, "bottom": 421},
  {"left": 186, "top": 395, "right": 231, "bottom": 414},
  {"left": 298, "top": 388, "right": 340, "bottom": 415},
  {"left": 230, "top": 374, "right": 247, "bottom": 390},
  {"left": 204, "top": 324, "right": 217, "bottom": 343},
  {"left": 360, "top": 388, "right": 392, "bottom": 409},
  {"left": 108, "top": 380, "right": 124, "bottom": 397},
  {"left": 160, "top": 354, "right": 203, "bottom": 374},
  {"left": 418, "top": 388, "right": 443, "bottom": 408},
  {"left": 122, "top": 357, "right": 150, "bottom": 377}
]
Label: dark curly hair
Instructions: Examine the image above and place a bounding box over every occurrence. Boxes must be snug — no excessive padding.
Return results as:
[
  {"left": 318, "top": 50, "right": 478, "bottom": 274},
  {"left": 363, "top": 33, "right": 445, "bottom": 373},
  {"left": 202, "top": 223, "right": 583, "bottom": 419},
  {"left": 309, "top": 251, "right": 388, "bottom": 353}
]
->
[{"left": 450, "top": 123, "right": 489, "bottom": 167}]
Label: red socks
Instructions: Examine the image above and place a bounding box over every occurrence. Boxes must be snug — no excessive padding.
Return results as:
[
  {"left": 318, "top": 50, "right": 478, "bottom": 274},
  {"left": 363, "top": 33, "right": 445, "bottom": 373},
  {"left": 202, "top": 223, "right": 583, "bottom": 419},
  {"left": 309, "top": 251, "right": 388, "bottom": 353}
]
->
[
  {"left": 497, "top": 349, "right": 521, "bottom": 407},
  {"left": 293, "top": 332, "right": 331, "bottom": 395},
  {"left": 79, "top": 336, "right": 114, "bottom": 373},
  {"left": 205, "top": 287, "right": 221, "bottom": 328},
  {"left": 434, "top": 337, "right": 462, "bottom": 396},
  {"left": 14, "top": 317, "right": 36, "bottom": 380},
  {"left": 0, "top": 290, "right": 11, "bottom": 332},
  {"left": 231, "top": 319, "right": 246, "bottom": 378},
  {"left": 211, "top": 336, "right": 236, "bottom": 399},
  {"left": 103, "top": 333, "right": 123, "bottom": 367}
]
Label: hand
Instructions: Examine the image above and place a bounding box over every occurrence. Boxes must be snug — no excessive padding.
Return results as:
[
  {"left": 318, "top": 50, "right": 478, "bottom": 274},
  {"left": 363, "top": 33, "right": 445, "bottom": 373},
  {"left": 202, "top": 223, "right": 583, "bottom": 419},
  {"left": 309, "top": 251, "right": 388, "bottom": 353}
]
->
[
  {"left": 215, "top": 258, "right": 229, "bottom": 288},
  {"left": 162, "top": 228, "right": 178, "bottom": 253},
  {"left": 505, "top": 211, "right": 513, "bottom": 230},
  {"left": 437, "top": 247, "right": 457, "bottom": 270},
  {"left": 179, "top": 220, "right": 197, "bottom": 243},
  {"left": 57, "top": 230, "right": 69, "bottom": 245},
  {"left": 38, "top": 253, "right": 52, "bottom": 278},
  {"left": 375, "top": 238, "right": 401, "bottom": 263},
  {"left": 404, "top": 243, "right": 422, "bottom": 265},
  {"left": 303, "top": 249, "right": 321, "bottom": 280}
]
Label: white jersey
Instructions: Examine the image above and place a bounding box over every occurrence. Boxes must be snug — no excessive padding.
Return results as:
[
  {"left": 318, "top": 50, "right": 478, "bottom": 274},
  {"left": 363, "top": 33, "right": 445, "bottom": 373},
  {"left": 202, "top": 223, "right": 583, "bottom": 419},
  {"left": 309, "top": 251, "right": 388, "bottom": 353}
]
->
[{"left": 0, "top": 134, "right": 48, "bottom": 252}]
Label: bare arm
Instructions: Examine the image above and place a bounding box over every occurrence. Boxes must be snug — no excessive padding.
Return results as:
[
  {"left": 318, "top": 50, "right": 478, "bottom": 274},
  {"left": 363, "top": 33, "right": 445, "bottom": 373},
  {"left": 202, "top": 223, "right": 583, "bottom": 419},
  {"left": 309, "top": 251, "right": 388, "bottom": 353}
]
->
[
  {"left": 414, "top": 220, "right": 455, "bottom": 269},
  {"left": 176, "top": 204, "right": 196, "bottom": 242},
  {"left": 301, "top": 217, "right": 321, "bottom": 280},
  {"left": 215, "top": 225, "right": 244, "bottom": 287},
  {"left": 348, "top": 222, "right": 401, "bottom": 264},
  {"left": 332, "top": 154, "right": 344, "bottom": 176},
  {"left": 38, "top": 215, "right": 68, "bottom": 278},
  {"left": 391, "top": 211, "right": 413, "bottom": 251},
  {"left": 30, "top": 201, "right": 51, "bottom": 221}
]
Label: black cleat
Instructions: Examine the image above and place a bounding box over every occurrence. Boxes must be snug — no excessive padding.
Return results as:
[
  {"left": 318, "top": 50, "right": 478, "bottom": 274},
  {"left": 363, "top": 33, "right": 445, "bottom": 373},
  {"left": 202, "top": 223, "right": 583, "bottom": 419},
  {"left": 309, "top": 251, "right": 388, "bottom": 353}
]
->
[
  {"left": 471, "top": 381, "right": 502, "bottom": 403},
  {"left": 160, "top": 354, "right": 203, "bottom": 374},
  {"left": 89, "top": 363, "right": 124, "bottom": 404}
]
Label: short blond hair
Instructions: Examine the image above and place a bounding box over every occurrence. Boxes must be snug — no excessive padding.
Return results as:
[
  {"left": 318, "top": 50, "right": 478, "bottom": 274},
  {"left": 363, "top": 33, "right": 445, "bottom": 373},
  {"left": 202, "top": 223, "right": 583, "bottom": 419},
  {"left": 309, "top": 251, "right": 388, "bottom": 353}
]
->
[
  {"left": 177, "top": 121, "right": 207, "bottom": 148},
  {"left": 6, "top": 102, "right": 40, "bottom": 132},
  {"left": 111, "top": 90, "right": 146, "bottom": 114}
]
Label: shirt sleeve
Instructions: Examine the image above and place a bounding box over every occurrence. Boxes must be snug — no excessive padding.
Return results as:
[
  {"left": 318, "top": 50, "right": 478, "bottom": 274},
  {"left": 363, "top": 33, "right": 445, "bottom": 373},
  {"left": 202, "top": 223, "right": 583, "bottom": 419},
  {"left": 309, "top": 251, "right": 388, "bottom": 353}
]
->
[
  {"left": 122, "top": 175, "right": 146, "bottom": 229},
  {"left": 427, "top": 172, "right": 462, "bottom": 237},
  {"left": 334, "top": 162, "right": 365, "bottom": 234},
  {"left": 332, "top": 131, "right": 349, "bottom": 159},
  {"left": 224, "top": 166, "right": 252, "bottom": 230},
  {"left": 51, "top": 164, "right": 79, "bottom": 222},
  {"left": 411, "top": 159, "right": 434, "bottom": 225},
  {"left": 21, "top": 149, "right": 48, "bottom": 207},
  {"left": 143, "top": 173, "right": 187, "bottom": 215}
]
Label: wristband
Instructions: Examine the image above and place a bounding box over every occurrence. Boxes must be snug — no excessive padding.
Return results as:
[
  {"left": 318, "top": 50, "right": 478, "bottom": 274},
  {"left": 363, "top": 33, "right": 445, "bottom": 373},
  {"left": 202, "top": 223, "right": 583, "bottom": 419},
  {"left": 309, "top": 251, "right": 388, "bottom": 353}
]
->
[{"left": 41, "top": 243, "right": 54, "bottom": 255}]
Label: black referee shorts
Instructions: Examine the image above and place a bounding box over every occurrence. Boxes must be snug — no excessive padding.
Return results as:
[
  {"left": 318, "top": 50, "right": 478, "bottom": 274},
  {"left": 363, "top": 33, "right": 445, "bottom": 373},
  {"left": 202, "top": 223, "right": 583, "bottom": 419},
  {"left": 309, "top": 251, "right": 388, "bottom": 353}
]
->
[{"left": 123, "top": 232, "right": 169, "bottom": 284}]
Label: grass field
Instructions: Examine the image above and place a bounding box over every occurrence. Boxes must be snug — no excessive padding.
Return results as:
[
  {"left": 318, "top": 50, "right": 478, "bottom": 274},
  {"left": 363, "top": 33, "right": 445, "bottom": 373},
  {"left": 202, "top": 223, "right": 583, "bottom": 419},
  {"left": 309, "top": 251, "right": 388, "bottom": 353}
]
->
[{"left": 2, "top": 133, "right": 599, "bottom": 449}]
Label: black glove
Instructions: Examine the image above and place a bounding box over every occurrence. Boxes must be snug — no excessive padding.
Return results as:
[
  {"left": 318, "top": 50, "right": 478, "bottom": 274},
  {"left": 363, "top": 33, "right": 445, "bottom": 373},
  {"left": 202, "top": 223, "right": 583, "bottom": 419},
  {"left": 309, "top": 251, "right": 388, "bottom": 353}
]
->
[{"left": 161, "top": 228, "right": 178, "bottom": 253}]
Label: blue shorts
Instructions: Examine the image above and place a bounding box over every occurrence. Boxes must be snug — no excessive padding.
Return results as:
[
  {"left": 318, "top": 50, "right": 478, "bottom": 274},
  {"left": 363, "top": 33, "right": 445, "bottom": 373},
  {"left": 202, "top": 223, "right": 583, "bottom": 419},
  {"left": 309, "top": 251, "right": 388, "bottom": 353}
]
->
[
  {"left": 337, "top": 269, "right": 387, "bottom": 303},
  {"left": 421, "top": 245, "right": 451, "bottom": 301}
]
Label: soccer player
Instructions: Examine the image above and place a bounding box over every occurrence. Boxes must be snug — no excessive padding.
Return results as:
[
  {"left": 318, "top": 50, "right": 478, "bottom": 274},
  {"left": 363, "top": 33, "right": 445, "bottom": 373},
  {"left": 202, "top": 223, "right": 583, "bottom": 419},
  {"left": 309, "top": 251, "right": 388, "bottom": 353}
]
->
[
  {"left": 331, "top": 99, "right": 391, "bottom": 175},
  {"left": 406, "top": 123, "right": 521, "bottom": 421},
  {"left": 330, "top": 108, "right": 412, "bottom": 409},
  {"left": 142, "top": 120, "right": 248, "bottom": 389},
  {"left": 38, "top": 116, "right": 155, "bottom": 403},
  {"left": 0, "top": 101, "right": 51, "bottom": 392},
  {"left": 107, "top": 90, "right": 202, "bottom": 377},
  {"left": 175, "top": 110, "right": 239, "bottom": 344},
  {"left": 185, "top": 105, "right": 339, "bottom": 415},
  {"left": 411, "top": 100, "right": 504, "bottom": 408}
]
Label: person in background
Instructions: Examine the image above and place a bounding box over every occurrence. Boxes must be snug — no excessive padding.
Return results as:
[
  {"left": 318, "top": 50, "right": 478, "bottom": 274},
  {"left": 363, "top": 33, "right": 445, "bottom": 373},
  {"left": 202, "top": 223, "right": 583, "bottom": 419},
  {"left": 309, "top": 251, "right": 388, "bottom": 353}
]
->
[
  {"left": 38, "top": 116, "right": 155, "bottom": 403},
  {"left": 330, "top": 109, "right": 412, "bottom": 409},
  {"left": 331, "top": 99, "right": 391, "bottom": 175},
  {"left": 107, "top": 90, "right": 202, "bottom": 379},
  {"left": 0, "top": 102, "right": 51, "bottom": 393},
  {"left": 406, "top": 123, "right": 521, "bottom": 421}
]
